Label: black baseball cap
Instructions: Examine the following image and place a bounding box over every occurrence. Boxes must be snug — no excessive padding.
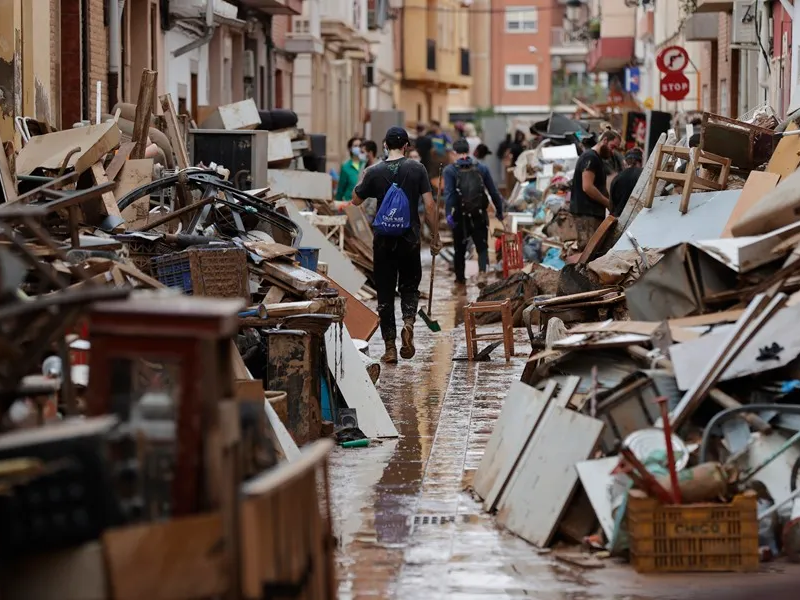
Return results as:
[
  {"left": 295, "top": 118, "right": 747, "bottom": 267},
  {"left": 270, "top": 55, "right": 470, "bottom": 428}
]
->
[
  {"left": 385, "top": 126, "right": 410, "bottom": 149},
  {"left": 625, "top": 148, "right": 643, "bottom": 162},
  {"left": 452, "top": 139, "right": 470, "bottom": 154}
]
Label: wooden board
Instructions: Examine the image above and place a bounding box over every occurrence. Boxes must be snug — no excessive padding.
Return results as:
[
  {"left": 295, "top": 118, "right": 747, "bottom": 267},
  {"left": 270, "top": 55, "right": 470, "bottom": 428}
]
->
[
  {"left": 89, "top": 162, "right": 124, "bottom": 226},
  {"left": 103, "top": 513, "right": 227, "bottom": 600},
  {"left": 105, "top": 141, "right": 136, "bottom": 181},
  {"left": 575, "top": 457, "right": 619, "bottom": 543},
  {"left": 344, "top": 203, "right": 374, "bottom": 247},
  {"left": 722, "top": 171, "right": 781, "bottom": 238},
  {"left": 577, "top": 215, "right": 617, "bottom": 264},
  {"left": 325, "top": 276, "right": 379, "bottom": 342},
  {"left": 473, "top": 381, "right": 550, "bottom": 511},
  {"left": 260, "top": 259, "right": 328, "bottom": 292},
  {"left": 0, "top": 141, "right": 17, "bottom": 203},
  {"left": 267, "top": 129, "right": 295, "bottom": 163},
  {"left": 116, "top": 159, "right": 154, "bottom": 222},
  {"left": 264, "top": 393, "right": 301, "bottom": 461},
  {"left": 324, "top": 323, "right": 398, "bottom": 438},
  {"left": 496, "top": 405, "right": 604, "bottom": 548},
  {"left": 16, "top": 122, "right": 122, "bottom": 177},
  {"left": 767, "top": 122, "right": 800, "bottom": 178},
  {"left": 270, "top": 170, "right": 333, "bottom": 202},
  {"left": 200, "top": 98, "right": 260, "bottom": 130},
  {"left": 282, "top": 200, "right": 366, "bottom": 295},
  {"left": 159, "top": 93, "right": 190, "bottom": 169},
  {"left": 244, "top": 241, "right": 298, "bottom": 261},
  {"left": 731, "top": 167, "right": 800, "bottom": 238}
]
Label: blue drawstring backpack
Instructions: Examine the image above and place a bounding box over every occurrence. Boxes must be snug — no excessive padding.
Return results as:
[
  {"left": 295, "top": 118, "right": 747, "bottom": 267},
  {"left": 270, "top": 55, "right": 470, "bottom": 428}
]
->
[{"left": 372, "top": 169, "right": 411, "bottom": 236}]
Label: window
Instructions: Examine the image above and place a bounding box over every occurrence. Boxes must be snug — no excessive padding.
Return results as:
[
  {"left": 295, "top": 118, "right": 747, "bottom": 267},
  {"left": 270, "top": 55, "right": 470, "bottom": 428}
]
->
[
  {"left": 505, "top": 7, "right": 538, "bottom": 33},
  {"left": 505, "top": 66, "right": 539, "bottom": 91}
]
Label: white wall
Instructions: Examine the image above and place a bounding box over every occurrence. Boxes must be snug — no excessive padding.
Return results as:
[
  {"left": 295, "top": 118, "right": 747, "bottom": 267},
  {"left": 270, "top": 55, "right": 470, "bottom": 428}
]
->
[
  {"left": 652, "top": 1, "right": 703, "bottom": 113},
  {"left": 366, "top": 20, "right": 395, "bottom": 119},
  {"left": 164, "top": 29, "right": 210, "bottom": 111}
]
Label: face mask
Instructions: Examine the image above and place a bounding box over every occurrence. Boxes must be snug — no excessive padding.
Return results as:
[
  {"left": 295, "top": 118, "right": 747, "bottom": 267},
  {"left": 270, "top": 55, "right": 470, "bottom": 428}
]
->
[
  {"left": 358, "top": 151, "right": 367, "bottom": 161},
  {"left": 351, "top": 147, "right": 361, "bottom": 158}
]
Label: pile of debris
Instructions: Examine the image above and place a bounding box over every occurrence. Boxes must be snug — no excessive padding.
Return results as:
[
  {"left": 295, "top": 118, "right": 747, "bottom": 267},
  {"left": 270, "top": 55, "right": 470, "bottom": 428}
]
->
[
  {"left": 0, "top": 69, "right": 397, "bottom": 598},
  {"left": 472, "top": 104, "right": 800, "bottom": 573}
]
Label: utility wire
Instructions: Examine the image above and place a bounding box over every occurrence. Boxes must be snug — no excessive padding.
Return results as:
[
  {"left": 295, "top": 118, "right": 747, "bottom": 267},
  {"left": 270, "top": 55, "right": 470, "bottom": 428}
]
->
[{"left": 398, "top": 6, "right": 631, "bottom": 17}]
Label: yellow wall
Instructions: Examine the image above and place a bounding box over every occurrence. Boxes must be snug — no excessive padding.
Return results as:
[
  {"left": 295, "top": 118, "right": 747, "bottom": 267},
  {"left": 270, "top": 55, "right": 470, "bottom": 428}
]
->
[{"left": 399, "top": 86, "right": 450, "bottom": 127}]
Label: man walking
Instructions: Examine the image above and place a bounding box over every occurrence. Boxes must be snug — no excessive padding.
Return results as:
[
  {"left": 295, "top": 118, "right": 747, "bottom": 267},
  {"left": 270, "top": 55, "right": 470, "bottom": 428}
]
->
[
  {"left": 353, "top": 127, "right": 440, "bottom": 364},
  {"left": 444, "top": 138, "right": 505, "bottom": 291},
  {"left": 569, "top": 129, "right": 621, "bottom": 250},
  {"left": 357, "top": 140, "right": 383, "bottom": 221}
]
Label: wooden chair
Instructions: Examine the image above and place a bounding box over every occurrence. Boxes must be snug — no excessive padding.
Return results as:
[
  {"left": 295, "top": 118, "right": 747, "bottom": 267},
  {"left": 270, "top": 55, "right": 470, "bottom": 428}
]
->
[
  {"left": 464, "top": 299, "right": 515, "bottom": 362},
  {"left": 645, "top": 145, "right": 731, "bottom": 214},
  {"left": 502, "top": 231, "right": 524, "bottom": 278}
]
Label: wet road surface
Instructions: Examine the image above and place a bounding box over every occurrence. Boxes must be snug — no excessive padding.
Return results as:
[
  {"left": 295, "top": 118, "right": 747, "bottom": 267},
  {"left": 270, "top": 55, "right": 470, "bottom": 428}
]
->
[{"left": 329, "top": 257, "right": 800, "bottom": 599}]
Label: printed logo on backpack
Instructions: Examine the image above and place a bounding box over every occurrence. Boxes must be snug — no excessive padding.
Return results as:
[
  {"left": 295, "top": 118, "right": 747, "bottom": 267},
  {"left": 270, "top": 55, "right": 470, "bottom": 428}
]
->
[{"left": 372, "top": 166, "right": 411, "bottom": 236}]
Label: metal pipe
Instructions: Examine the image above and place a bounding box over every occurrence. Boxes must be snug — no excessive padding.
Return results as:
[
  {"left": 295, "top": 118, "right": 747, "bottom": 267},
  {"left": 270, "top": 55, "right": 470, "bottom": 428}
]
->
[
  {"left": 741, "top": 429, "right": 800, "bottom": 483},
  {"left": 108, "top": 0, "right": 124, "bottom": 110},
  {"left": 758, "top": 0, "right": 770, "bottom": 92},
  {"left": 173, "top": 0, "right": 216, "bottom": 58},
  {"left": 759, "top": 485, "right": 800, "bottom": 520},
  {"left": 699, "top": 404, "right": 800, "bottom": 464}
]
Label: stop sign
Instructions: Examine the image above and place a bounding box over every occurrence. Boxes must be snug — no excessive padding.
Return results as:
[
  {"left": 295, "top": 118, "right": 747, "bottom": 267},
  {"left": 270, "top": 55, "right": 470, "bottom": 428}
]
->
[{"left": 660, "top": 72, "right": 690, "bottom": 101}]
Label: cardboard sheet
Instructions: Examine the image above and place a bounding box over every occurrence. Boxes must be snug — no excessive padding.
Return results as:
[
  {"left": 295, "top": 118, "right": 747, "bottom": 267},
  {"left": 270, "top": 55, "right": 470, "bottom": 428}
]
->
[
  {"left": 731, "top": 168, "right": 800, "bottom": 238},
  {"left": 721, "top": 171, "right": 780, "bottom": 238}
]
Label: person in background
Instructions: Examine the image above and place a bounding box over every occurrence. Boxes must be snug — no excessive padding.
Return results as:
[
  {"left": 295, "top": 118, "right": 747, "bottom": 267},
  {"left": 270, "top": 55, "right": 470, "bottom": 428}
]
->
[
  {"left": 509, "top": 130, "right": 527, "bottom": 165},
  {"left": 357, "top": 140, "right": 383, "bottom": 222},
  {"left": 463, "top": 122, "right": 482, "bottom": 156},
  {"left": 569, "top": 129, "right": 622, "bottom": 251},
  {"left": 429, "top": 120, "right": 453, "bottom": 160},
  {"left": 414, "top": 123, "right": 433, "bottom": 172},
  {"left": 335, "top": 137, "right": 364, "bottom": 205},
  {"left": 408, "top": 147, "right": 422, "bottom": 162},
  {"left": 610, "top": 148, "right": 643, "bottom": 218},
  {"left": 474, "top": 143, "right": 492, "bottom": 166},
  {"left": 444, "top": 138, "right": 505, "bottom": 291},
  {"left": 352, "top": 127, "right": 440, "bottom": 364}
]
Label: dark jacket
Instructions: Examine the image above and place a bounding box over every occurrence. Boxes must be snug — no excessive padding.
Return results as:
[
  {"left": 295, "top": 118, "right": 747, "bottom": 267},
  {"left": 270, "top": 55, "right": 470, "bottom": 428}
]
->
[{"left": 444, "top": 157, "right": 504, "bottom": 219}]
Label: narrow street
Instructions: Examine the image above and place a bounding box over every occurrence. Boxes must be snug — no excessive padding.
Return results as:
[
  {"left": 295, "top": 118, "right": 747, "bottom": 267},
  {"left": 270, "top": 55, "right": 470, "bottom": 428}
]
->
[{"left": 328, "top": 258, "right": 800, "bottom": 600}]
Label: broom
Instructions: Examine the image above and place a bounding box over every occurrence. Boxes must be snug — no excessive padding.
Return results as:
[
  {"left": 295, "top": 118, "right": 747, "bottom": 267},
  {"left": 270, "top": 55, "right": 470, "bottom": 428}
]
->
[{"left": 418, "top": 166, "right": 444, "bottom": 332}]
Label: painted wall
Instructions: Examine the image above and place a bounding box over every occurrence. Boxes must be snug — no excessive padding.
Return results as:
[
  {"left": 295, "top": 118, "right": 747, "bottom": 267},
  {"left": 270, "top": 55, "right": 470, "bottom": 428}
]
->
[{"left": 164, "top": 29, "right": 211, "bottom": 112}]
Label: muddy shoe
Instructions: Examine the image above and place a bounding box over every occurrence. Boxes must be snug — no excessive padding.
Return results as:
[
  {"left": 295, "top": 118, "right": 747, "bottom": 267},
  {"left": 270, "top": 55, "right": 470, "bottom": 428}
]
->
[
  {"left": 381, "top": 341, "right": 398, "bottom": 364},
  {"left": 452, "top": 280, "right": 467, "bottom": 295},
  {"left": 400, "top": 320, "right": 416, "bottom": 359},
  {"left": 476, "top": 272, "right": 488, "bottom": 289}
]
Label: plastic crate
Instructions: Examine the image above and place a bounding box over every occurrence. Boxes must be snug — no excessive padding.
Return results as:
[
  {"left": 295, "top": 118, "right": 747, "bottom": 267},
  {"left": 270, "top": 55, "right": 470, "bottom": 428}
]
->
[
  {"left": 151, "top": 246, "right": 249, "bottom": 300},
  {"left": 627, "top": 494, "right": 760, "bottom": 573}
]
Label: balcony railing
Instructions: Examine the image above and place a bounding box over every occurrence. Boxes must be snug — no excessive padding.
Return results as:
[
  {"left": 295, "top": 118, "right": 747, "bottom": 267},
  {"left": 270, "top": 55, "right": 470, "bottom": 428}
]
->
[
  {"left": 551, "top": 84, "right": 608, "bottom": 106},
  {"left": 460, "top": 48, "right": 470, "bottom": 76},
  {"left": 550, "top": 27, "right": 584, "bottom": 48},
  {"left": 426, "top": 39, "right": 436, "bottom": 71}
]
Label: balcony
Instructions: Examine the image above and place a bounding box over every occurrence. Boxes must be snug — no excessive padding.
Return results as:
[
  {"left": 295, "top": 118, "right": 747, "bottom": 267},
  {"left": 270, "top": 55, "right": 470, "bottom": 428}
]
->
[
  {"left": 550, "top": 27, "right": 588, "bottom": 57},
  {"left": 426, "top": 39, "right": 436, "bottom": 71},
  {"left": 694, "top": 0, "right": 733, "bottom": 13},
  {"left": 684, "top": 13, "right": 718, "bottom": 41},
  {"left": 460, "top": 48, "right": 470, "bottom": 76},
  {"left": 551, "top": 84, "right": 607, "bottom": 107},
  {"left": 320, "top": 0, "right": 359, "bottom": 41},
  {"left": 287, "top": 2, "right": 324, "bottom": 55},
  {"left": 586, "top": 37, "right": 635, "bottom": 73},
  {"left": 237, "top": 0, "right": 303, "bottom": 15}
]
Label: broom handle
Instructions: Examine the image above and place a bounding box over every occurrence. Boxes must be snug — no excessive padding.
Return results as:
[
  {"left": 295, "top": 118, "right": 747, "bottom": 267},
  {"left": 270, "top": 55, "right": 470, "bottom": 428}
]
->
[{"left": 427, "top": 166, "right": 444, "bottom": 316}]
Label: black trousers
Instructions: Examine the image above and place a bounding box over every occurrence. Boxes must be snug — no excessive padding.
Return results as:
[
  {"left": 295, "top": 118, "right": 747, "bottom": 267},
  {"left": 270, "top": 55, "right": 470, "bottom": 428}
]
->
[
  {"left": 374, "top": 235, "right": 422, "bottom": 342},
  {"left": 453, "top": 210, "right": 489, "bottom": 283}
]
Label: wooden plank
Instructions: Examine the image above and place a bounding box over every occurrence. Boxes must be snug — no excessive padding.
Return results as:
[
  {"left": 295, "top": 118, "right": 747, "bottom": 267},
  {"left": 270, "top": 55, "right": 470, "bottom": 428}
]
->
[
  {"left": 130, "top": 69, "right": 158, "bottom": 160},
  {"left": 267, "top": 129, "right": 295, "bottom": 164},
  {"left": 16, "top": 122, "right": 122, "bottom": 177},
  {"left": 575, "top": 457, "right": 619, "bottom": 543},
  {"left": 281, "top": 200, "right": 366, "bottom": 295},
  {"left": 344, "top": 203, "right": 374, "bottom": 247},
  {"left": 264, "top": 392, "right": 301, "bottom": 461},
  {"left": 496, "top": 405, "right": 604, "bottom": 548},
  {"left": 260, "top": 259, "right": 328, "bottom": 292},
  {"left": 270, "top": 170, "right": 333, "bottom": 202},
  {"left": 325, "top": 275, "right": 379, "bottom": 342},
  {"left": 767, "top": 122, "right": 800, "bottom": 178},
  {"left": 105, "top": 141, "right": 136, "bottom": 181},
  {"left": 243, "top": 241, "right": 297, "bottom": 261},
  {"left": 115, "top": 159, "right": 154, "bottom": 222},
  {"left": 200, "top": 99, "right": 261, "bottom": 130},
  {"left": 577, "top": 215, "right": 617, "bottom": 264},
  {"left": 103, "top": 513, "right": 227, "bottom": 600},
  {"left": 89, "top": 162, "right": 124, "bottom": 226},
  {"left": 473, "top": 381, "right": 550, "bottom": 511},
  {"left": 159, "top": 93, "right": 190, "bottom": 169},
  {"left": 324, "top": 323, "right": 398, "bottom": 438},
  {"left": 722, "top": 171, "right": 780, "bottom": 238}
]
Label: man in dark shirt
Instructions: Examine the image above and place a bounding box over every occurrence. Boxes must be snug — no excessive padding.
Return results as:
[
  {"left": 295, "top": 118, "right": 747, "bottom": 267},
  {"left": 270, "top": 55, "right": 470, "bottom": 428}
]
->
[
  {"left": 414, "top": 122, "right": 433, "bottom": 173},
  {"left": 444, "top": 138, "right": 505, "bottom": 290},
  {"left": 569, "top": 129, "right": 622, "bottom": 250},
  {"left": 353, "top": 127, "right": 440, "bottom": 364},
  {"left": 610, "top": 148, "right": 643, "bottom": 217}
]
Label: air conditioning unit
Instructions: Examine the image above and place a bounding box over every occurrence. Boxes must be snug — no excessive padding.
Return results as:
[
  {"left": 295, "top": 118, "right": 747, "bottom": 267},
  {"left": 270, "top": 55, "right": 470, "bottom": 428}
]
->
[
  {"left": 364, "top": 63, "right": 376, "bottom": 87},
  {"left": 731, "top": 0, "right": 757, "bottom": 46},
  {"left": 243, "top": 50, "right": 256, "bottom": 79}
]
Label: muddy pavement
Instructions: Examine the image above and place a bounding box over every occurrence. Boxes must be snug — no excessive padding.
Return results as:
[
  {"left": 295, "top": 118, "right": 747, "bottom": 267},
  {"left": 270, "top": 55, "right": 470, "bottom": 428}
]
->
[{"left": 328, "top": 257, "right": 800, "bottom": 599}]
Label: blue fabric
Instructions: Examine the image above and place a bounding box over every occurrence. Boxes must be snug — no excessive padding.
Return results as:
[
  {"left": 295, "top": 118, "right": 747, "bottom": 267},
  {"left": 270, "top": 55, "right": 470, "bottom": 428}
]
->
[
  {"left": 372, "top": 183, "right": 411, "bottom": 236},
  {"left": 444, "top": 158, "right": 505, "bottom": 220}
]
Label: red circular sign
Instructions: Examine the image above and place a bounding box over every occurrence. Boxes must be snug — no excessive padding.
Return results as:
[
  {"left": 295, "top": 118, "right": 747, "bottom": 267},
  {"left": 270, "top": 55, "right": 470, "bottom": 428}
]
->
[
  {"left": 660, "top": 72, "right": 690, "bottom": 102},
  {"left": 608, "top": 91, "right": 624, "bottom": 105},
  {"left": 656, "top": 45, "right": 689, "bottom": 73}
]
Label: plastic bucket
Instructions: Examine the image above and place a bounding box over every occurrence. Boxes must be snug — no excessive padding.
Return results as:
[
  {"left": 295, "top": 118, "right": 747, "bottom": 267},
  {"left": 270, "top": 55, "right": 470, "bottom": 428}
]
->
[{"left": 296, "top": 247, "right": 320, "bottom": 272}]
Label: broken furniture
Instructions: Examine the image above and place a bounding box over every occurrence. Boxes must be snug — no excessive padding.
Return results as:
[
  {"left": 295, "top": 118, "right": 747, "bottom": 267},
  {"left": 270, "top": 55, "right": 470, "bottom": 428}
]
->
[
  {"left": 464, "top": 300, "right": 515, "bottom": 362},
  {"left": 302, "top": 213, "right": 348, "bottom": 252},
  {"left": 645, "top": 145, "right": 731, "bottom": 214},
  {"left": 502, "top": 231, "right": 524, "bottom": 278},
  {"left": 700, "top": 112, "right": 777, "bottom": 173}
]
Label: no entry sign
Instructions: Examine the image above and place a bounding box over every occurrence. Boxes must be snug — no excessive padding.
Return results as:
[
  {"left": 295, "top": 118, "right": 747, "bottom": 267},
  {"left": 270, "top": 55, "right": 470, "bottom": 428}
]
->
[{"left": 660, "top": 72, "right": 690, "bottom": 102}]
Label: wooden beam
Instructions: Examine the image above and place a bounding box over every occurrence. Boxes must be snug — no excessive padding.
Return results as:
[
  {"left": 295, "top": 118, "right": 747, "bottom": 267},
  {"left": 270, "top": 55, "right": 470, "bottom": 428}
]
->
[
  {"left": 89, "top": 162, "right": 124, "bottom": 230},
  {"left": 130, "top": 70, "right": 158, "bottom": 160},
  {"left": 159, "top": 94, "right": 190, "bottom": 169}
]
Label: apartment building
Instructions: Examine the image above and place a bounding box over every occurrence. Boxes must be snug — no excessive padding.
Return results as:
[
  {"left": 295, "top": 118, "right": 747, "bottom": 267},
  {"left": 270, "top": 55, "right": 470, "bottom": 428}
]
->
[
  {"left": 396, "top": 0, "right": 472, "bottom": 127},
  {"left": 584, "top": 0, "right": 636, "bottom": 95}
]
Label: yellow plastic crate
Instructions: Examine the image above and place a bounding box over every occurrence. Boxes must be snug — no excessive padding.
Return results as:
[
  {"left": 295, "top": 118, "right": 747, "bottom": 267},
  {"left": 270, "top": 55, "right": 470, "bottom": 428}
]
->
[{"left": 627, "top": 494, "right": 760, "bottom": 573}]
